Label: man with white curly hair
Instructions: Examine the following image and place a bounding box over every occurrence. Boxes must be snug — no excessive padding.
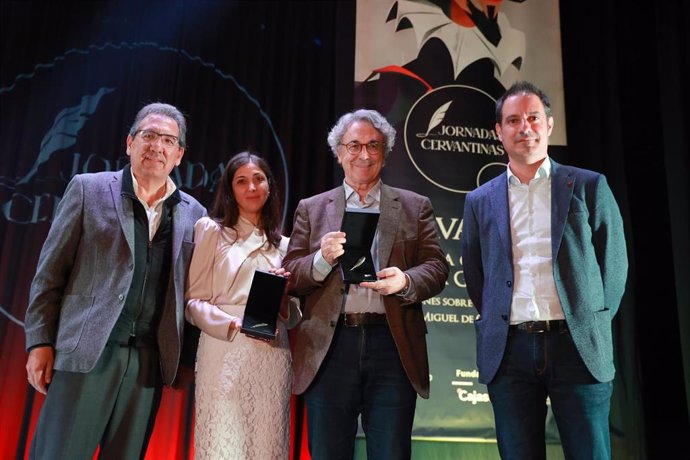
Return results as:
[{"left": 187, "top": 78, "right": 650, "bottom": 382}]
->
[{"left": 284, "top": 108, "right": 449, "bottom": 460}]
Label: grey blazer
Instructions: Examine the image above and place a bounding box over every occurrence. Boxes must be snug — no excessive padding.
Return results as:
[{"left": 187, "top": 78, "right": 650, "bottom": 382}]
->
[
  {"left": 283, "top": 184, "right": 449, "bottom": 398},
  {"left": 24, "top": 169, "right": 207, "bottom": 385},
  {"left": 461, "top": 159, "right": 628, "bottom": 384}
]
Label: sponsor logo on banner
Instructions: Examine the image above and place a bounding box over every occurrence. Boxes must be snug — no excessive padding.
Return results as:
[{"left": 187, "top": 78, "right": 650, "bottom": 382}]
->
[{"left": 452, "top": 369, "right": 490, "bottom": 405}]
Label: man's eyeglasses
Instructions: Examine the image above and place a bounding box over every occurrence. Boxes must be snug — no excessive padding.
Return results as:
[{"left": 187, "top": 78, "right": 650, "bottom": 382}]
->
[
  {"left": 135, "top": 129, "right": 180, "bottom": 148},
  {"left": 339, "top": 141, "right": 384, "bottom": 156}
]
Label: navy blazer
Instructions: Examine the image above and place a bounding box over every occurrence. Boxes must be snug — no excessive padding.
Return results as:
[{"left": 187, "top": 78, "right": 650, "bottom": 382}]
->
[
  {"left": 461, "top": 159, "right": 627, "bottom": 384},
  {"left": 25, "top": 169, "right": 206, "bottom": 385}
]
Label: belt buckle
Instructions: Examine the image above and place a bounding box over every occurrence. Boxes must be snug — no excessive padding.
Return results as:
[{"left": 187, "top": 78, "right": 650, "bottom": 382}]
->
[
  {"left": 342, "top": 312, "right": 386, "bottom": 327},
  {"left": 530, "top": 320, "right": 564, "bottom": 333},
  {"left": 343, "top": 315, "right": 353, "bottom": 327},
  {"left": 519, "top": 321, "right": 545, "bottom": 333},
  {"left": 343, "top": 314, "right": 358, "bottom": 327}
]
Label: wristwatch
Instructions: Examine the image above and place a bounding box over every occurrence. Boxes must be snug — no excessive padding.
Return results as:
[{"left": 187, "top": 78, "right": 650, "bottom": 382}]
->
[{"left": 397, "top": 273, "right": 411, "bottom": 297}]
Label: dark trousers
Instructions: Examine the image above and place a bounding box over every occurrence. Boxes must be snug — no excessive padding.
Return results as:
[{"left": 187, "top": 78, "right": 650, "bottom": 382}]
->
[
  {"left": 487, "top": 327, "right": 613, "bottom": 460},
  {"left": 29, "top": 343, "right": 162, "bottom": 460},
  {"left": 304, "top": 322, "right": 417, "bottom": 460}
]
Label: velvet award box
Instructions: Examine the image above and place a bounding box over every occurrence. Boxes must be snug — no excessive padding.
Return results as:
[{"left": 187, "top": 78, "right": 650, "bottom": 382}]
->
[
  {"left": 240, "top": 269, "right": 287, "bottom": 341},
  {"left": 339, "top": 207, "right": 380, "bottom": 284}
]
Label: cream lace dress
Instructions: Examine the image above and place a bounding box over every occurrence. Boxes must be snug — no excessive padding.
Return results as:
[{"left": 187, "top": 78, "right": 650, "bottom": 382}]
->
[{"left": 185, "top": 216, "right": 292, "bottom": 460}]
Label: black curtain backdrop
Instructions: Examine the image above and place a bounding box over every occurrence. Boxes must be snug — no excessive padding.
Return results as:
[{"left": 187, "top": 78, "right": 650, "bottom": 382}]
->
[
  {"left": 559, "top": 1, "right": 690, "bottom": 457},
  {"left": 0, "top": 1, "right": 688, "bottom": 459}
]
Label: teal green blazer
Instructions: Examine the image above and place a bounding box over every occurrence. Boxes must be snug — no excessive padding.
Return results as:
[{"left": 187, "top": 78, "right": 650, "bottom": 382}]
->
[{"left": 462, "top": 159, "right": 628, "bottom": 384}]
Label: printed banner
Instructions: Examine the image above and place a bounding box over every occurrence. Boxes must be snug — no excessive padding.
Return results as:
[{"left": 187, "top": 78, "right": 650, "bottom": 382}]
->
[{"left": 354, "top": 0, "right": 566, "bottom": 440}]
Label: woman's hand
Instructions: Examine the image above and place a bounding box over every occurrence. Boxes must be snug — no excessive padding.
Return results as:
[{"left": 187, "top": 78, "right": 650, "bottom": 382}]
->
[{"left": 268, "top": 267, "right": 292, "bottom": 319}]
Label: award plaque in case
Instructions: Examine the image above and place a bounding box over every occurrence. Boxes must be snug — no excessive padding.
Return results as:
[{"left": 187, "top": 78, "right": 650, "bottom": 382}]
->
[
  {"left": 339, "top": 208, "right": 379, "bottom": 284},
  {"left": 240, "top": 269, "right": 287, "bottom": 341}
]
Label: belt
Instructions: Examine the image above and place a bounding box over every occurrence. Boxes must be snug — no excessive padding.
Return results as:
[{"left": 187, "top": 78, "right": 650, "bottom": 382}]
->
[
  {"left": 341, "top": 313, "right": 387, "bottom": 327},
  {"left": 510, "top": 320, "right": 568, "bottom": 334},
  {"left": 109, "top": 336, "right": 158, "bottom": 348}
]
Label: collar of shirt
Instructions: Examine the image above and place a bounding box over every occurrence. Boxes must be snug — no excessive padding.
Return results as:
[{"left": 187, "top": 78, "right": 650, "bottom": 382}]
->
[
  {"left": 507, "top": 156, "right": 551, "bottom": 187},
  {"left": 127, "top": 168, "right": 178, "bottom": 241},
  {"left": 343, "top": 180, "right": 381, "bottom": 209},
  {"left": 234, "top": 215, "right": 264, "bottom": 240},
  {"left": 130, "top": 169, "right": 178, "bottom": 210}
]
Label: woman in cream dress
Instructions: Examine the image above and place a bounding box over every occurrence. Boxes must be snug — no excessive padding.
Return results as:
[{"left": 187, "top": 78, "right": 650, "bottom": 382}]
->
[{"left": 185, "top": 152, "right": 296, "bottom": 459}]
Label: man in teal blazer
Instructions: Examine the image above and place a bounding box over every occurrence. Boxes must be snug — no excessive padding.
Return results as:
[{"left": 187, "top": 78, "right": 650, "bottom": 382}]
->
[
  {"left": 462, "top": 81, "right": 627, "bottom": 460},
  {"left": 24, "top": 103, "right": 206, "bottom": 459}
]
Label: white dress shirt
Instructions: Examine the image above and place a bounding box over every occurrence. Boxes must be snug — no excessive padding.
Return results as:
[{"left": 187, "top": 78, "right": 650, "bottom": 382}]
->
[
  {"left": 312, "top": 181, "right": 386, "bottom": 314},
  {"left": 131, "top": 170, "right": 177, "bottom": 241},
  {"left": 507, "top": 157, "right": 565, "bottom": 324}
]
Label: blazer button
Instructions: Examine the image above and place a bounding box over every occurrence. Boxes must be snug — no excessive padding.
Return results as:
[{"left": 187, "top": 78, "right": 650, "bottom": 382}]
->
[
  {"left": 506, "top": 281, "right": 512, "bottom": 288},
  {"left": 329, "top": 320, "right": 337, "bottom": 328},
  {"left": 118, "top": 294, "right": 125, "bottom": 301},
  {"left": 501, "top": 314, "right": 508, "bottom": 321}
]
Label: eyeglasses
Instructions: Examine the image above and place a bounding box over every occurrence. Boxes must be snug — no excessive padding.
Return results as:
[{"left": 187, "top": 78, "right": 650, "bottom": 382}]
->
[
  {"left": 135, "top": 129, "right": 180, "bottom": 148},
  {"left": 339, "top": 141, "right": 384, "bottom": 156}
]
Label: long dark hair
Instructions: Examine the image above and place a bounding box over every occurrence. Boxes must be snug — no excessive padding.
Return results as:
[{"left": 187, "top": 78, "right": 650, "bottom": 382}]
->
[{"left": 210, "top": 151, "right": 282, "bottom": 248}]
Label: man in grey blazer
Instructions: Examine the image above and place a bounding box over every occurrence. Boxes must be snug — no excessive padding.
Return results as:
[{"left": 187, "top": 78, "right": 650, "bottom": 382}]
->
[
  {"left": 283, "top": 109, "right": 449, "bottom": 460},
  {"left": 24, "top": 102, "right": 206, "bottom": 459},
  {"left": 462, "top": 81, "right": 628, "bottom": 459}
]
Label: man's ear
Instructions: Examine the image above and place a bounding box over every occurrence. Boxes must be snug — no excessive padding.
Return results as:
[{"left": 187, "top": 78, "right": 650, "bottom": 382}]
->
[
  {"left": 546, "top": 116, "right": 554, "bottom": 137},
  {"left": 175, "top": 147, "right": 185, "bottom": 166}
]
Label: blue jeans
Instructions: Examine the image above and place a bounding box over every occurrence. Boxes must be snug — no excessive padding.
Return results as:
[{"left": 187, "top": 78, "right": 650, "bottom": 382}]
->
[
  {"left": 487, "top": 327, "right": 613, "bottom": 460},
  {"left": 304, "top": 322, "right": 417, "bottom": 460}
]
